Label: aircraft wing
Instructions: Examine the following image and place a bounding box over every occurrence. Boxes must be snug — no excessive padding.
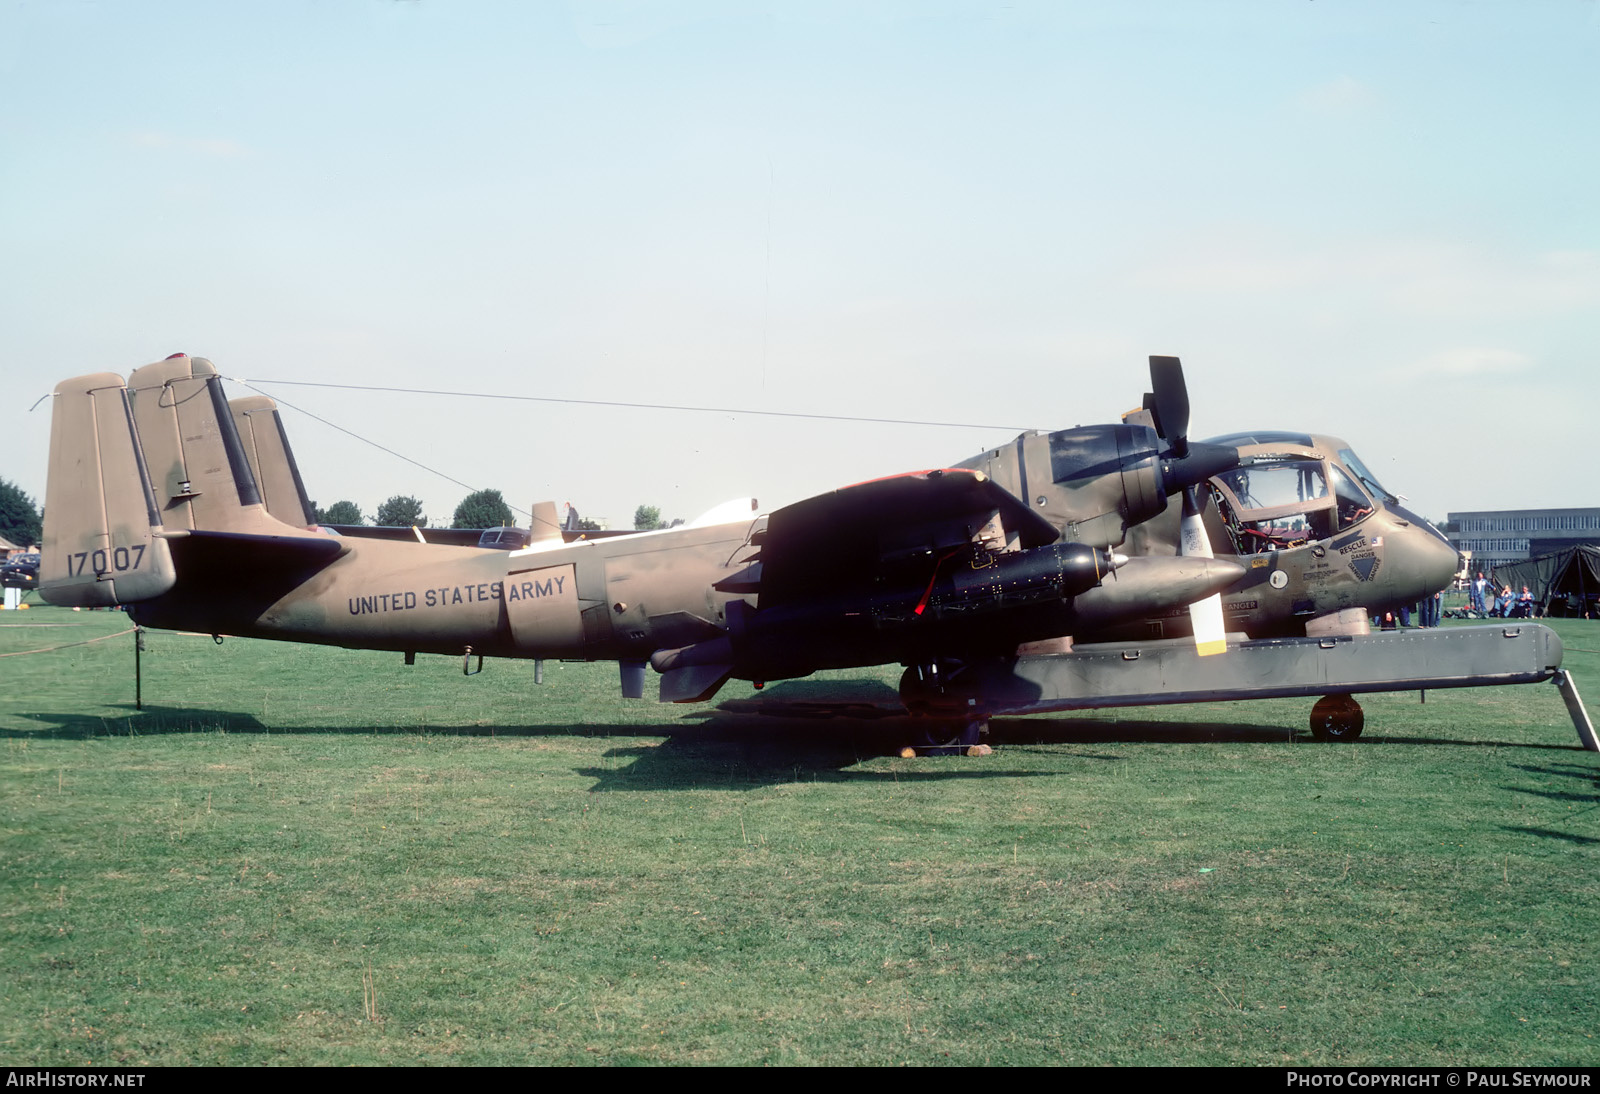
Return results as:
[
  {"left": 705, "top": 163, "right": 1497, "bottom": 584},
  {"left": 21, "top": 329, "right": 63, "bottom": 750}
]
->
[
  {"left": 326, "top": 524, "right": 487, "bottom": 547},
  {"left": 659, "top": 469, "right": 1067, "bottom": 703},
  {"left": 752, "top": 468, "right": 1058, "bottom": 608}
]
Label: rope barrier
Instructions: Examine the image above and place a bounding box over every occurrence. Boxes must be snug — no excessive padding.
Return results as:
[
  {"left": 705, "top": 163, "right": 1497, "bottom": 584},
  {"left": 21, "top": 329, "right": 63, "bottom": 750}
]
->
[{"left": 0, "top": 626, "right": 137, "bottom": 658}]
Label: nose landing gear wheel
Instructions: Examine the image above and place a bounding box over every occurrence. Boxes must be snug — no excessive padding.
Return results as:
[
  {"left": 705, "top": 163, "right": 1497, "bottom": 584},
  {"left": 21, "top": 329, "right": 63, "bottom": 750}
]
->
[{"left": 1310, "top": 694, "right": 1364, "bottom": 742}]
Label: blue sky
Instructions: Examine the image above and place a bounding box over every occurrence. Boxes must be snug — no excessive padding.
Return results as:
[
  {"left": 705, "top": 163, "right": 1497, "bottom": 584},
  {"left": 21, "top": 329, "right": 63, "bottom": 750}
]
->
[{"left": 4, "top": 1, "right": 1596, "bottom": 529}]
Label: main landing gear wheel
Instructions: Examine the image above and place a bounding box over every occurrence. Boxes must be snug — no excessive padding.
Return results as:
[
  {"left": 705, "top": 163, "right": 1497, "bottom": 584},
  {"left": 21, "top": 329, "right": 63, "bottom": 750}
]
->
[
  {"left": 898, "top": 718, "right": 991, "bottom": 757},
  {"left": 897, "top": 662, "right": 992, "bottom": 755},
  {"left": 1310, "top": 694, "right": 1364, "bottom": 742}
]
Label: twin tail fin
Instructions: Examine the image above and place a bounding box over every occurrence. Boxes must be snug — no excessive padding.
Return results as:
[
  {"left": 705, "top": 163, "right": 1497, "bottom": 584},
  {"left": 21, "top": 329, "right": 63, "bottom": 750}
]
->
[{"left": 42, "top": 355, "right": 326, "bottom": 607}]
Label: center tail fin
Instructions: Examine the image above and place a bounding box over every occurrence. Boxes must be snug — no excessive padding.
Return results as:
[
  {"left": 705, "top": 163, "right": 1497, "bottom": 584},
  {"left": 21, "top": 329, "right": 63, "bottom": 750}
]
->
[
  {"left": 126, "top": 355, "right": 335, "bottom": 542},
  {"left": 124, "top": 355, "right": 281, "bottom": 535}
]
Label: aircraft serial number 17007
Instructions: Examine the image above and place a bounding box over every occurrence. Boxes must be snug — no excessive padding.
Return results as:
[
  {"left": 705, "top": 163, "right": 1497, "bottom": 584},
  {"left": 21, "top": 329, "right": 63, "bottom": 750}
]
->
[{"left": 46, "top": 352, "right": 1567, "bottom": 751}]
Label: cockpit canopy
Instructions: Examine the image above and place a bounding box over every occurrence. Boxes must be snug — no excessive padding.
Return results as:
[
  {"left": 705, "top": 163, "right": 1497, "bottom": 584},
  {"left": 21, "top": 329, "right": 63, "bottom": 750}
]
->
[{"left": 1201, "top": 434, "right": 1379, "bottom": 553}]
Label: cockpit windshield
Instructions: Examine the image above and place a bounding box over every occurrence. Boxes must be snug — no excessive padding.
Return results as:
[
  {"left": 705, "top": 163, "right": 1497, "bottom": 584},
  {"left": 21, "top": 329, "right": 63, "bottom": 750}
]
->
[
  {"left": 1337, "top": 447, "right": 1392, "bottom": 503},
  {"left": 1214, "top": 460, "right": 1327, "bottom": 512},
  {"left": 1210, "top": 458, "right": 1334, "bottom": 550},
  {"left": 1209, "top": 455, "right": 1376, "bottom": 553},
  {"left": 1329, "top": 465, "right": 1374, "bottom": 528}
]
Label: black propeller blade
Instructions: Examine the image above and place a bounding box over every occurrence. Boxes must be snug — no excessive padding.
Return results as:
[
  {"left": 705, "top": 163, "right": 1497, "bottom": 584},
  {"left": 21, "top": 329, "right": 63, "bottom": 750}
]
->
[
  {"left": 1141, "top": 354, "right": 1238, "bottom": 493},
  {"left": 1145, "top": 355, "right": 1190, "bottom": 459}
]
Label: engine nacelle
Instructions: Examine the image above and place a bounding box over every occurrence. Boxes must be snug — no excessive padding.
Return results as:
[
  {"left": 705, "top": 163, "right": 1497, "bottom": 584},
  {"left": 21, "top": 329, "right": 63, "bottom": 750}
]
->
[
  {"left": 957, "top": 425, "right": 1238, "bottom": 550},
  {"left": 722, "top": 542, "right": 1115, "bottom": 679}
]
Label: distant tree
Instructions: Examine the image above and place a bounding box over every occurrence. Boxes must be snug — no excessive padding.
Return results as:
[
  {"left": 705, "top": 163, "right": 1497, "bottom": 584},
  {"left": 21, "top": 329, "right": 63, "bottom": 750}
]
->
[
  {"left": 633, "top": 505, "right": 664, "bottom": 531},
  {"left": 453, "top": 489, "right": 513, "bottom": 529},
  {"left": 576, "top": 517, "right": 602, "bottom": 531},
  {"left": 0, "top": 478, "right": 42, "bottom": 548},
  {"left": 375, "top": 495, "right": 427, "bottom": 527},
  {"left": 314, "top": 500, "right": 364, "bottom": 526}
]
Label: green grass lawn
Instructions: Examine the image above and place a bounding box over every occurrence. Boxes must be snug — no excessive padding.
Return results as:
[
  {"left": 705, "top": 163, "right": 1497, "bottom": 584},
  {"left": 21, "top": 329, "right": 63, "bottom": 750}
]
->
[{"left": 2, "top": 602, "right": 1597, "bottom": 1065}]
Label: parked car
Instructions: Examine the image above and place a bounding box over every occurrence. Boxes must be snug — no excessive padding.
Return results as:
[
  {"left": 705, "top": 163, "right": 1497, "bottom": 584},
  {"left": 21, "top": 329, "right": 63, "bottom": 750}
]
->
[
  {"left": 475, "top": 527, "right": 530, "bottom": 550},
  {"left": 1, "top": 553, "right": 40, "bottom": 589}
]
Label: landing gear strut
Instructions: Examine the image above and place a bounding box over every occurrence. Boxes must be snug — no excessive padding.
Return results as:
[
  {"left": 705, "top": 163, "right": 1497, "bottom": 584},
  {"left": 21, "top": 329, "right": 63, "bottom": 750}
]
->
[{"left": 1310, "top": 693, "right": 1364, "bottom": 742}]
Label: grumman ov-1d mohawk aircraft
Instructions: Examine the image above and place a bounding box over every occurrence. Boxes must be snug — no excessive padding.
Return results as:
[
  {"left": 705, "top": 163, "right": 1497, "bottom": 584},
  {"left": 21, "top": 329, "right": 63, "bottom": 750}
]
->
[{"left": 46, "top": 352, "right": 1585, "bottom": 753}]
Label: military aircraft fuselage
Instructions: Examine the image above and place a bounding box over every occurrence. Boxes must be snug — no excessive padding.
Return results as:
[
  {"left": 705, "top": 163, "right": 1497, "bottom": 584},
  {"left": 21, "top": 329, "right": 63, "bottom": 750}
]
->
[
  {"left": 41, "top": 354, "right": 1460, "bottom": 708},
  {"left": 129, "top": 502, "right": 1242, "bottom": 688},
  {"left": 956, "top": 426, "right": 1459, "bottom": 642},
  {"left": 1112, "top": 497, "right": 1458, "bottom": 642},
  {"left": 129, "top": 521, "right": 755, "bottom": 662}
]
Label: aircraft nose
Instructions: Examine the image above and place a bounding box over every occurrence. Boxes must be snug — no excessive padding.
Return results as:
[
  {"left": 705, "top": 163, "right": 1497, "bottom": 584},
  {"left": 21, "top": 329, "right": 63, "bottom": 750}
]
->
[{"left": 1406, "top": 519, "right": 1460, "bottom": 596}]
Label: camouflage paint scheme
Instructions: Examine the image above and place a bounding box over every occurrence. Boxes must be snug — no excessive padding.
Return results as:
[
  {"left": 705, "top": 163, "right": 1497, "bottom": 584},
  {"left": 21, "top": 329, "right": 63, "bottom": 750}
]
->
[{"left": 41, "top": 355, "right": 1458, "bottom": 706}]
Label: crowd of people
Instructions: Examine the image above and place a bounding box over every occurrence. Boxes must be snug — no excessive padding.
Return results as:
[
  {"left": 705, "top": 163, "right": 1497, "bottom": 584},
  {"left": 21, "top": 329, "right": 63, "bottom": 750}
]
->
[{"left": 1457, "top": 571, "right": 1539, "bottom": 619}]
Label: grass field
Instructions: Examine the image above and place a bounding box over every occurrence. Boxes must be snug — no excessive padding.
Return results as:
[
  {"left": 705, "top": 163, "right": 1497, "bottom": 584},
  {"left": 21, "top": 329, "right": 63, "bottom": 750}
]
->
[{"left": 2, "top": 601, "right": 1597, "bottom": 1066}]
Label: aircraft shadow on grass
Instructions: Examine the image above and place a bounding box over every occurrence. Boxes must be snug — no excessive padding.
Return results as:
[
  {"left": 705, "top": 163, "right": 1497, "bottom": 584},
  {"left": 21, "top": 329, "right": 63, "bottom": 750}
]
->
[
  {"left": 1338, "top": 734, "right": 1582, "bottom": 751},
  {"left": 5, "top": 705, "right": 599, "bottom": 740},
  {"left": 694, "top": 676, "right": 1297, "bottom": 737},
  {"left": 6, "top": 705, "right": 677, "bottom": 742},
  {"left": 1508, "top": 760, "right": 1600, "bottom": 784},
  {"left": 7, "top": 705, "right": 272, "bottom": 739},
  {"left": 1501, "top": 783, "right": 1600, "bottom": 806},
  {"left": 575, "top": 677, "right": 1309, "bottom": 793},
  {"left": 10, "top": 678, "right": 1586, "bottom": 798},
  {"left": 1501, "top": 825, "right": 1600, "bottom": 846},
  {"left": 580, "top": 697, "right": 1591, "bottom": 790},
  {"left": 1496, "top": 760, "right": 1600, "bottom": 845},
  {"left": 688, "top": 680, "right": 1594, "bottom": 748}
]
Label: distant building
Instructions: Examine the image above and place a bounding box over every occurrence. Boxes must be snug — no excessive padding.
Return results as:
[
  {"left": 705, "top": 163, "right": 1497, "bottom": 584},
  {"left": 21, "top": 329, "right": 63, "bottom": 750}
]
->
[{"left": 1447, "top": 508, "right": 1600, "bottom": 572}]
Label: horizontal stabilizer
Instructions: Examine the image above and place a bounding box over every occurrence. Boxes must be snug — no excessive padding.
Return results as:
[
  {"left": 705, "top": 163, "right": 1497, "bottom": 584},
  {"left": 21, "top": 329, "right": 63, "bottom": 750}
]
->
[
  {"left": 160, "top": 529, "right": 346, "bottom": 581},
  {"left": 329, "top": 524, "right": 487, "bottom": 547}
]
